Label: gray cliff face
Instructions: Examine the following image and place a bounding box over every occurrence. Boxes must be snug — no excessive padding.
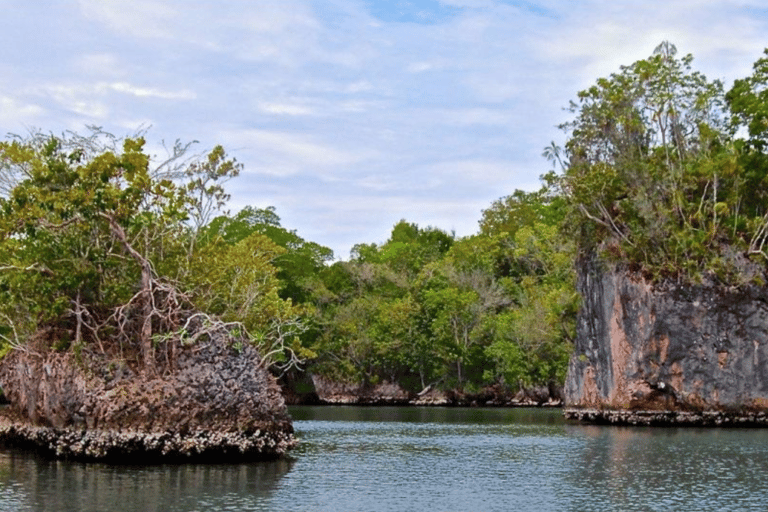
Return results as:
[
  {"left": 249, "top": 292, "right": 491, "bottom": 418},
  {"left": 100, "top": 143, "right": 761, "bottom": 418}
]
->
[{"left": 565, "top": 257, "right": 768, "bottom": 413}]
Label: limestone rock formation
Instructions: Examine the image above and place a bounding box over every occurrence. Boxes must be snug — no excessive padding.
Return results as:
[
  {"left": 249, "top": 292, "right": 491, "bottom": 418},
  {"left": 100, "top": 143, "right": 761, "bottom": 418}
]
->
[
  {"left": 0, "top": 332, "right": 297, "bottom": 461},
  {"left": 564, "top": 257, "right": 768, "bottom": 425}
]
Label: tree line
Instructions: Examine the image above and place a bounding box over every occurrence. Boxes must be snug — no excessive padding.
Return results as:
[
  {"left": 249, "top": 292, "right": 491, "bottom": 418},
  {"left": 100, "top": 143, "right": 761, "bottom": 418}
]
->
[{"left": 2, "top": 42, "right": 768, "bottom": 394}]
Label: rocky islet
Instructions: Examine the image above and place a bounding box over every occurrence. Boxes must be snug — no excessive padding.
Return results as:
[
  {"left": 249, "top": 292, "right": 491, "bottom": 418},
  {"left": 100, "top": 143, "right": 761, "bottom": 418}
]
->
[{"left": 0, "top": 327, "right": 296, "bottom": 462}]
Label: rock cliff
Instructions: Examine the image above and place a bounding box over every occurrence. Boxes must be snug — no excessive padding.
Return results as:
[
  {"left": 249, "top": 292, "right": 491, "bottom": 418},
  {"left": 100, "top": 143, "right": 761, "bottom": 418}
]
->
[
  {"left": 0, "top": 330, "right": 297, "bottom": 461},
  {"left": 564, "top": 256, "right": 768, "bottom": 425}
]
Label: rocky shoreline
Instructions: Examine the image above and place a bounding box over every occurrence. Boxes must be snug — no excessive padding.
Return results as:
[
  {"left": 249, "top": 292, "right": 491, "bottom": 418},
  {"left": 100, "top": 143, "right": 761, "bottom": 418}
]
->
[
  {"left": 281, "top": 374, "right": 563, "bottom": 407},
  {"left": 564, "top": 408, "right": 768, "bottom": 427}
]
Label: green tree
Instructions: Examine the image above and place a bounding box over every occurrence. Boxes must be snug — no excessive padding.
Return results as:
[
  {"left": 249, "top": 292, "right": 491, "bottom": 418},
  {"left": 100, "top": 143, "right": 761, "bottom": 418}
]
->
[
  {"left": 726, "top": 49, "right": 768, "bottom": 262},
  {"left": 0, "top": 129, "right": 305, "bottom": 374},
  {"left": 203, "top": 206, "right": 334, "bottom": 303},
  {"left": 558, "top": 42, "right": 757, "bottom": 282},
  {"left": 0, "top": 132, "right": 198, "bottom": 370}
]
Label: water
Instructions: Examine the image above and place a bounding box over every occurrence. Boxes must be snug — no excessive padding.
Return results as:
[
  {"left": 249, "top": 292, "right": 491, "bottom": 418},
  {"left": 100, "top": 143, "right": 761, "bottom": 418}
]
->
[{"left": 3, "top": 406, "right": 768, "bottom": 511}]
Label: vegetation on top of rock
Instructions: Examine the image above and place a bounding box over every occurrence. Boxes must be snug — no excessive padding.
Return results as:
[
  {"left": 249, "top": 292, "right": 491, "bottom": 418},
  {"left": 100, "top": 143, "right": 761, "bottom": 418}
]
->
[
  {"left": 557, "top": 42, "right": 768, "bottom": 286},
  {"left": 0, "top": 129, "right": 574, "bottom": 396}
]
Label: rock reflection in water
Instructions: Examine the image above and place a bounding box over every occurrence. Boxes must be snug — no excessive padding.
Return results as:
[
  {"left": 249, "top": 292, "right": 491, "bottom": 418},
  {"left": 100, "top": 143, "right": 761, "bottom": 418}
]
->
[{"left": 0, "top": 449, "right": 293, "bottom": 512}]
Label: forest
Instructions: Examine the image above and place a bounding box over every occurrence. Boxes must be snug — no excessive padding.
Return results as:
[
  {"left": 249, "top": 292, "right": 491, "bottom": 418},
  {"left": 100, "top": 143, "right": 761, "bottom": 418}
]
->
[{"left": 2, "top": 42, "right": 768, "bottom": 396}]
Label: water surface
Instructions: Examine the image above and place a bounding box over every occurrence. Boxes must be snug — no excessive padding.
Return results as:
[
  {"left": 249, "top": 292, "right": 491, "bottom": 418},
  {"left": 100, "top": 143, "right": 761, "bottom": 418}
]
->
[{"left": 2, "top": 406, "right": 768, "bottom": 511}]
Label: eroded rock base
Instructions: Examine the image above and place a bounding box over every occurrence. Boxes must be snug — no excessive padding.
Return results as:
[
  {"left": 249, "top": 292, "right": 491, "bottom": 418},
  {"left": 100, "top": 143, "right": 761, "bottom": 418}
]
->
[
  {"left": 286, "top": 375, "right": 563, "bottom": 407},
  {"left": 565, "top": 408, "right": 768, "bottom": 427},
  {"left": 0, "top": 324, "right": 297, "bottom": 462},
  {"left": 0, "top": 418, "right": 296, "bottom": 461}
]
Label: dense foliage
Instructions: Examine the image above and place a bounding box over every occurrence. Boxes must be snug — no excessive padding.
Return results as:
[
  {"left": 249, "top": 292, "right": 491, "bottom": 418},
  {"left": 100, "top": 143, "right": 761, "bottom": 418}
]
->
[
  {"left": 559, "top": 42, "right": 768, "bottom": 285},
  {"left": 290, "top": 194, "right": 576, "bottom": 394},
  {"left": 6, "top": 42, "right": 764, "bottom": 396},
  {"left": 0, "top": 129, "right": 304, "bottom": 373}
]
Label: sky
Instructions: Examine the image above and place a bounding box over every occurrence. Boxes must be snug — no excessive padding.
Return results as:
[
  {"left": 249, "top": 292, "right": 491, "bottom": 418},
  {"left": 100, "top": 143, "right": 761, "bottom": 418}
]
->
[{"left": 1, "top": 1, "right": 766, "bottom": 259}]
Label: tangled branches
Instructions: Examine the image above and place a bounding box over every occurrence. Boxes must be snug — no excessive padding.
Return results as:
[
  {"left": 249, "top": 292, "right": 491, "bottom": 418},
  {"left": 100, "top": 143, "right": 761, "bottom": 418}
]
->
[{"left": 64, "top": 275, "right": 306, "bottom": 376}]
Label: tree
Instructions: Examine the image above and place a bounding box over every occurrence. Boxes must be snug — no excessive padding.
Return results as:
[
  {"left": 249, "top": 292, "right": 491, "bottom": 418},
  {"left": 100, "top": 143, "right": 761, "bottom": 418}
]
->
[
  {"left": 727, "top": 48, "right": 768, "bottom": 150},
  {"left": 557, "top": 42, "right": 760, "bottom": 282},
  {"left": 203, "top": 206, "right": 334, "bottom": 303},
  {"left": 726, "top": 49, "right": 768, "bottom": 262},
  {"left": 368, "top": 220, "right": 454, "bottom": 278},
  {"left": 420, "top": 284, "right": 481, "bottom": 388},
  {"left": 0, "top": 132, "right": 186, "bottom": 369},
  {"left": 0, "top": 129, "right": 303, "bottom": 374}
]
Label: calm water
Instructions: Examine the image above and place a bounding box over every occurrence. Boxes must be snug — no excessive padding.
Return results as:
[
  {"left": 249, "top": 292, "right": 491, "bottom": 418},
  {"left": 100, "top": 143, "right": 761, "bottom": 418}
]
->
[{"left": 2, "top": 406, "right": 768, "bottom": 511}]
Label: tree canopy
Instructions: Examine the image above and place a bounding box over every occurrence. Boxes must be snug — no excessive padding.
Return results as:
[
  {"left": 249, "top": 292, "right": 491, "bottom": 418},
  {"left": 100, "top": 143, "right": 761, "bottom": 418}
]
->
[
  {"left": 559, "top": 42, "right": 768, "bottom": 285},
  {"left": 0, "top": 129, "right": 304, "bottom": 374}
]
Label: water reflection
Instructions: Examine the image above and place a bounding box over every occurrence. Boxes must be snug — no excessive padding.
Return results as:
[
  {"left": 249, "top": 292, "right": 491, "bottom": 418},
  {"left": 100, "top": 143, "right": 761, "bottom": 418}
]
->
[
  {"left": 289, "top": 404, "right": 563, "bottom": 425},
  {"left": 0, "top": 450, "right": 293, "bottom": 512},
  {"left": 563, "top": 424, "right": 768, "bottom": 511},
  {"left": 3, "top": 408, "right": 768, "bottom": 511}
]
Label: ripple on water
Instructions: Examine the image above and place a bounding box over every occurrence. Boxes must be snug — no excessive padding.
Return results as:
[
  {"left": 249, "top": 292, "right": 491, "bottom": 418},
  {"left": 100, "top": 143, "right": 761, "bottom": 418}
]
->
[{"left": 4, "top": 408, "right": 768, "bottom": 511}]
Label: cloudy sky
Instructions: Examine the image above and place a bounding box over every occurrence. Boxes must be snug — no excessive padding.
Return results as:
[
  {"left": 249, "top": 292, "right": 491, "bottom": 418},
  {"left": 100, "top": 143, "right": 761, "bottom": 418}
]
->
[{"left": 1, "top": 1, "right": 765, "bottom": 258}]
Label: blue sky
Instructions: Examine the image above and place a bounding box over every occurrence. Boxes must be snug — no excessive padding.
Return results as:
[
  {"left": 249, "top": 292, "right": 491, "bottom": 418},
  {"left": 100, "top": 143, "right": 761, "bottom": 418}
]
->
[{"left": 1, "top": 1, "right": 765, "bottom": 259}]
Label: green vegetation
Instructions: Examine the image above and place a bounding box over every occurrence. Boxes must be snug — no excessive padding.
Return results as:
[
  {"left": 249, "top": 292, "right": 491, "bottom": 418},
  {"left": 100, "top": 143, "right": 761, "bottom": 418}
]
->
[
  {"left": 559, "top": 42, "right": 768, "bottom": 285},
  {"left": 0, "top": 128, "right": 305, "bottom": 373},
  {"left": 294, "top": 193, "right": 576, "bottom": 394},
  {"left": 4, "top": 43, "right": 767, "bottom": 396}
]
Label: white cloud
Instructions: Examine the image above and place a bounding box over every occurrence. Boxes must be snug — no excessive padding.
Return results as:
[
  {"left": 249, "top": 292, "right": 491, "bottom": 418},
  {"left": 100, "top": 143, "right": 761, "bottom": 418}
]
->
[
  {"left": 0, "top": 96, "right": 45, "bottom": 123},
  {"left": 345, "top": 81, "right": 376, "bottom": 94},
  {"left": 40, "top": 85, "right": 110, "bottom": 119},
  {"left": 257, "top": 102, "right": 315, "bottom": 116},
  {"left": 223, "top": 129, "right": 377, "bottom": 177},
  {"left": 235, "top": 3, "right": 318, "bottom": 34},
  {"left": 419, "top": 159, "right": 515, "bottom": 184},
  {"left": 407, "top": 62, "right": 436, "bottom": 73},
  {"left": 75, "top": 53, "right": 124, "bottom": 78},
  {"left": 77, "top": 0, "right": 179, "bottom": 40},
  {"left": 436, "top": 107, "right": 512, "bottom": 126},
  {"left": 105, "top": 82, "right": 196, "bottom": 100},
  {"left": 34, "top": 81, "right": 194, "bottom": 121}
]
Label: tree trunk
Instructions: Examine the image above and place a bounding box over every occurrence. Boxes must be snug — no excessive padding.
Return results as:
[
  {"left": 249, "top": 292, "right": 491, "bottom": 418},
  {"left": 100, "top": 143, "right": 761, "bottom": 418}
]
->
[{"left": 102, "top": 213, "right": 155, "bottom": 374}]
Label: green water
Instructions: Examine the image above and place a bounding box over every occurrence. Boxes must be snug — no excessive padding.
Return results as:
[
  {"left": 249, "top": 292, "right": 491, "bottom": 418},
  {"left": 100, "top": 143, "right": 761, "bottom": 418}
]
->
[{"left": 2, "top": 406, "right": 768, "bottom": 511}]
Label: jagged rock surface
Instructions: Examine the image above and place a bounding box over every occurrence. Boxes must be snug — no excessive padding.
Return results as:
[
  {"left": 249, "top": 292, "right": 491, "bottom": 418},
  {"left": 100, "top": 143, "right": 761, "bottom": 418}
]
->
[
  {"left": 0, "top": 335, "right": 296, "bottom": 461},
  {"left": 565, "top": 256, "right": 768, "bottom": 423}
]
